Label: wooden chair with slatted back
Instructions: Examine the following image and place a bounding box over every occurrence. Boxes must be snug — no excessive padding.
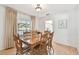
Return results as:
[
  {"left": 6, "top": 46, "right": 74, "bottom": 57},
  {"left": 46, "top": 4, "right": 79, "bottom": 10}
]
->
[
  {"left": 23, "top": 32, "right": 32, "bottom": 40},
  {"left": 39, "top": 40, "right": 48, "bottom": 55},
  {"left": 48, "top": 32, "right": 54, "bottom": 54},
  {"left": 13, "top": 35, "right": 30, "bottom": 55},
  {"left": 29, "top": 40, "right": 48, "bottom": 55},
  {"left": 41, "top": 33, "right": 48, "bottom": 41}
]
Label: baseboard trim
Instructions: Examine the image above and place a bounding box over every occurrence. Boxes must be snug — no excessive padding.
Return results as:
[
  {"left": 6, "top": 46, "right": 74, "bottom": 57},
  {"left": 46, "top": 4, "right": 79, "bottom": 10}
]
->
[{"left": 54, "top": 41, "right": 77, "bottom": 50}]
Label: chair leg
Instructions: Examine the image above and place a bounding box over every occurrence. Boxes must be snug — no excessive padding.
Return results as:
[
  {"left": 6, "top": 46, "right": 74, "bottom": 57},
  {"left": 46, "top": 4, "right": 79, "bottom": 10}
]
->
[
  {"left": 48, "top": 46, "right": 54, "bottom": 55},
  {"left": 51, "top": 46, "right": 54, "bottom": 55}
]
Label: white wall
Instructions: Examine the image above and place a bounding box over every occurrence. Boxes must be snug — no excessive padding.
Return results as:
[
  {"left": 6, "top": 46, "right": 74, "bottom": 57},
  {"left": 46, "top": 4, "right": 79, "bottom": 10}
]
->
[
  {"left": 53, "top": 14, "right": 69, "bottom": 45},
  {"left": 53, "top": 10, "right": 77, "bottom": 48},
  {"left": 77, "top": 5, "right": 79, "bottom": 52},
  {"left": 0, "top": 5, "right": 5, "bottom": 50},
  {"left": 36, "top": 18, "right": 45, "bottom": 32}
]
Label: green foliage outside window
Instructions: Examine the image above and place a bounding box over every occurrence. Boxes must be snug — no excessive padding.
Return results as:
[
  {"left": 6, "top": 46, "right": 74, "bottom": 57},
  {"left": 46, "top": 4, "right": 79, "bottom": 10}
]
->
[{"left": 18, "top": 23, "right": 31, "bottom": 29}]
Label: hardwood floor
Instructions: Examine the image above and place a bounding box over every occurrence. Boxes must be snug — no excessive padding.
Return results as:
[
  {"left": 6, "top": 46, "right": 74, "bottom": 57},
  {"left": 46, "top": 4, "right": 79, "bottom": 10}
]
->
[
  {"left": 53, "top": 42, "right": 78, "bottom": 55},
  {"left": 0, "top": 48, "right": 16, "bottom": 55},
  {"left": 0, "top": 42, "right": 78, "bottom": 55}
]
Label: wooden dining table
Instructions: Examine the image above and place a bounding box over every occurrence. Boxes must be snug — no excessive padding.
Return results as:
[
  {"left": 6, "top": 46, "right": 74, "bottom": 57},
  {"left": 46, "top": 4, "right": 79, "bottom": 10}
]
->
[{"left": 20, "top": 32, "right": 48, "bottom": 55}]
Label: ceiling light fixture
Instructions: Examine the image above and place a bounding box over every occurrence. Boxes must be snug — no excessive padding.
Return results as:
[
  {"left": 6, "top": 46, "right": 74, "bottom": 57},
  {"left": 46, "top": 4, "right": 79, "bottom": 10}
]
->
[{"left": 35, "top": 4, "right": 42, "bottom": 12}]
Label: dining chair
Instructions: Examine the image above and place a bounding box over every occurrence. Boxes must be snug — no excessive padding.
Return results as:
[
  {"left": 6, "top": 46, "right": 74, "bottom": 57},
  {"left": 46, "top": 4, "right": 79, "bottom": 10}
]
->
[
  {"left": 44, "top": 31, "right": 49, "bottom": 34},
  {"left": 41, "top": 33, "right": 48, "bottom": 41},
  {"left": 29, "top": 40, "right": 48, "bottom": 55},
  {"left": 42, "top": 31, "right": 54, "bottom": 54},
  {"left": 13, "top": 34, "right": 30, "bottom": 55},
  {"left": 23, "top": 32, "right": 32, "bottom": 40},
  {"left": 39, "top": 40, "right": 48, "bottom": 55},
  {"left": 47, "top": 32, "right": 54, "bottom": 54}
]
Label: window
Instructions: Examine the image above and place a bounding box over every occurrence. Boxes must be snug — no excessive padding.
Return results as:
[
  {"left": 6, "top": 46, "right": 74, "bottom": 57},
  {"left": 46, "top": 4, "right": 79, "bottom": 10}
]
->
[
  {"left": 17, "top": 12, "right": 32, "bottom": 36},
  {"left": 45, "top": 20, "right": 53, "bottom": 32},
  {"left": 17, "top": 20, "right": 32, "bottom": 36}
]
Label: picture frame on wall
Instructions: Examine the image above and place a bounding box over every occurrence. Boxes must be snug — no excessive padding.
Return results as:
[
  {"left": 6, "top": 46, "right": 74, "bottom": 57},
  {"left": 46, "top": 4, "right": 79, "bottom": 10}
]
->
[{"left": 58, "top": 19, "right": 67, "bottom": 29}]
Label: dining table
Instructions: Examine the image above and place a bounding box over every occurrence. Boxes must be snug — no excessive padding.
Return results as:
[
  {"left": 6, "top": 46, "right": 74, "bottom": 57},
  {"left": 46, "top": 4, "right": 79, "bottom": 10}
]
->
[{"left": 19, "top": 31, "right": 48, "bottom": 55}]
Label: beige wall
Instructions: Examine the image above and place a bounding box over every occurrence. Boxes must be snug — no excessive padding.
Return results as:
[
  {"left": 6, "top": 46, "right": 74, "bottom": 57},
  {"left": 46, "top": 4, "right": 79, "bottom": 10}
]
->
[
  {"left": 31, "top": 16, "right": 36, "bottom": 31},
  {"left": 0, "top": 5, "right": 5, "bottom": 50}
]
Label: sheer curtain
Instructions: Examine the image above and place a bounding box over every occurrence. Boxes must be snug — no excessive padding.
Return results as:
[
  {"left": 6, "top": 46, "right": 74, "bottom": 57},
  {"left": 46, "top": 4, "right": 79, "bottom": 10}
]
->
[
  {"left": 31, "top": 16, "right": 36, "bottom": 31},
  {"left": 4, "top": 7, "right": 17, "bottom": 49}
]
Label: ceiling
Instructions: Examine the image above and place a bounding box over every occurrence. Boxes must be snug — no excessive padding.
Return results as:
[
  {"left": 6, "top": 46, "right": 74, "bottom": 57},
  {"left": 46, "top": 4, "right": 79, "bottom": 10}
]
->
[{"left": 4, "top": 4, "right": 77, "bottom": 19}]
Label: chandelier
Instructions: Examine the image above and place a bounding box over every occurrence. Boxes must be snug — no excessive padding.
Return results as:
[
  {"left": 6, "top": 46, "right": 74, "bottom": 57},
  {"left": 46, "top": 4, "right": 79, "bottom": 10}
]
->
[{"left": 34, "top": 4, "right": 42, "bottom": 12}]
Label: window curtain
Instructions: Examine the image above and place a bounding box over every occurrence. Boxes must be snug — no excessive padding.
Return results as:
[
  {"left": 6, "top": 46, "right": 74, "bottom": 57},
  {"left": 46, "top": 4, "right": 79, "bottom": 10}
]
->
[
  {"left": 31, "top": 16, "right": 36, "bottom": 43},
  {"left": 4, "top": 7, "right": 17, "bottom": 49},
  {"left": 31, "top": 16, "right": 36, "bottom": 31}
]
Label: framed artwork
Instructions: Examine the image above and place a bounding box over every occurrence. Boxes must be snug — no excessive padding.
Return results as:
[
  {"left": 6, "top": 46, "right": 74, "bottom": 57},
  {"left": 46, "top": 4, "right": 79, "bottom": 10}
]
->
[{"left": 58, "top": 19, "right": 67, "bottom": 29}]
